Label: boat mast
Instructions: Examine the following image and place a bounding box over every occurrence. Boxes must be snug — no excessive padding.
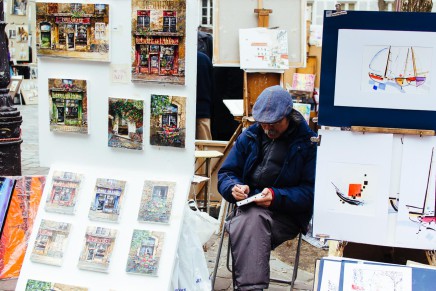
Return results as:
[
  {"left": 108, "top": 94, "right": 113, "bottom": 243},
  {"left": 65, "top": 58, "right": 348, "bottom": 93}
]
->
[
  {"left": 422, "top": 148, "right": 434, "bottom": 214},
  {"left": 403, "top": 48, "right": 410, "bottom": 77},
  {"left": 384, "top": 46, "right": 391, "bottom": 78},
  {"left": 411, "top": 47, "right": 418, "bottom": 77}
]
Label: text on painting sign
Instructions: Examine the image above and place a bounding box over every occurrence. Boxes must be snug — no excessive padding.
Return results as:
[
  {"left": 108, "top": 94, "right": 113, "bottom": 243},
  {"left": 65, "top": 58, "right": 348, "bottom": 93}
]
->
[
  {"left": 55, "top": 17, "right": 91, "bottom": 24},
  {"left": 136, "top": 36, "right": 179, "bottom": 45},
  {"left": 87, "top": 236, "right": 112, "bottom": 244},
  {"left": 139, "top": 0, "right": 179, "bottom": 10}
]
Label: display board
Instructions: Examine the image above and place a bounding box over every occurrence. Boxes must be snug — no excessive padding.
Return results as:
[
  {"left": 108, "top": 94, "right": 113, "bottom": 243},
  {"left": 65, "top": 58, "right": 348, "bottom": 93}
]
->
[
  {"left": 313, "top": 130, "right": 436, "bottom": 250},
  {"left": 213, "top": 0, "right": 306, "bottom": 67},
  {"left": 16, "top": 0, "right": 198, "bottom": 290},
  {"left": 318, "top": 11, "right": 436, "bottom": 130}
]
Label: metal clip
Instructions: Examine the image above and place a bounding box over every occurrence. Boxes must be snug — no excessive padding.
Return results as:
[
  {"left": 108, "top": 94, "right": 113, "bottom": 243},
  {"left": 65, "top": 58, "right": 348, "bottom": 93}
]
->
[{"left": 310, "top": 135, "right": 321, "bottom": 146}]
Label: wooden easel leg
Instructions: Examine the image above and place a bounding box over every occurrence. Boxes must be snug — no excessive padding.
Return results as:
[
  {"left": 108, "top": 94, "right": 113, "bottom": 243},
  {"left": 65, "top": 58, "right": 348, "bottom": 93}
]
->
[
  {"left": 328, "top": 240, "right": 348, "bottom": 257},
  {"left": 425, "top": 250, "right": 436, "bottom": 266}
]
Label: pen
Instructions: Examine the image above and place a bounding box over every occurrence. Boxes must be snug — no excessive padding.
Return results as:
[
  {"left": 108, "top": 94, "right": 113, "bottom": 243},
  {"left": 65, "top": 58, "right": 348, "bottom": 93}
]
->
[{"left": 224, "top": 173, "right": 242, "bottom": 190}]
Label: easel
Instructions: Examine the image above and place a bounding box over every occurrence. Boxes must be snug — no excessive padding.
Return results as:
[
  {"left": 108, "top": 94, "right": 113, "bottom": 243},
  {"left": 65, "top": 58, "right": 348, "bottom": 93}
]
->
[{"left": 318, "top": 126, "right": 436, "bottom": 267}]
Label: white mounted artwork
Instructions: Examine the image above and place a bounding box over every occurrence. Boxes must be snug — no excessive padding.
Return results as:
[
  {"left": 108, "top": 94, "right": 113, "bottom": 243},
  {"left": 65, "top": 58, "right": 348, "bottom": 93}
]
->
[
  {"left": 396, "top": 136, "right": 436, "bottom": 250},
  {"left": 313, "top": 130, "right": 393, "bottom": 245},
  {"left": 334, "top": 29, "right": 436, "bottom": 111},
  {"left": 239, "top": 28, "right": 289, "bottom": 71}
]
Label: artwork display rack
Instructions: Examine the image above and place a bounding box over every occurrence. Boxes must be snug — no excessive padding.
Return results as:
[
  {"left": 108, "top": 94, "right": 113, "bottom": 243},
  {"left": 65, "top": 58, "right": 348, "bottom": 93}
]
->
[{"left": 315, "top": 125, "right": 436, "bottom": 267}]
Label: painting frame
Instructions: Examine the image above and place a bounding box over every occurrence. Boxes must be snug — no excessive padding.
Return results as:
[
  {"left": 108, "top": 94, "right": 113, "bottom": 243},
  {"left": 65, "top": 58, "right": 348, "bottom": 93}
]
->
[{"left": 318, "top": 11, "right": 436, "bottom": 130}]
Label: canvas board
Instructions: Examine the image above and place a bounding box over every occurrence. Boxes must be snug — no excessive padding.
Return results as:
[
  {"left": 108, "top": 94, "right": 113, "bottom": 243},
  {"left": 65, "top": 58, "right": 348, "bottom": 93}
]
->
[
  {"left": 334, "top": 29, "right": 436, "bottom": 111},
  {"left": 0, "top": 178, "right": 16, "bottom": 238},
  {"left": 313, "top": 130, "right": 394, "bottom": 245},
  {"left": 396, "top": 136, "right": 436, "bottom": 250},
  {"left": 213, "top": 0, "right": 306, "bottom": 67}
]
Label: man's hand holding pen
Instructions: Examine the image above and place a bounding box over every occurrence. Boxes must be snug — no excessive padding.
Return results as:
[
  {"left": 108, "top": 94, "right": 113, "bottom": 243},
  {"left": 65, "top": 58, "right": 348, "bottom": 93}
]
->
[{"left": 231, "top": 184, "right": 250, "bottom": 201}]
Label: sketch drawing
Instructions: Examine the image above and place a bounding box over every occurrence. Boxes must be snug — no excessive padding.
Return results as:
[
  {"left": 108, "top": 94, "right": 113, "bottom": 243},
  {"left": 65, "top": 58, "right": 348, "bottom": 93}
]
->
[
  {"left": 125, "top": 229, "right": 165, "bottom": 276},
  {"left": 366, "top": 45, "right": 431, "bottom": 93},
  {"left": 45, "top": 171, "right": 83, "bottom": 214},
  {"left": 137, "top": 180, "right": 175, "bottom": 224},
  {"left": 77, "top": 226, "right": 117, "bottom": 273},
  {"left": 88, "top": 178, "right": 127, "bottom": 222},
  {"left": 406, "top": 148, "right": 436, "bottom": 233},
  {"left": 30, "top": 219, "right": 72, "bottom": 266},
  {"left": 342, "top": 262, "right": 412, "bottom": 291}
]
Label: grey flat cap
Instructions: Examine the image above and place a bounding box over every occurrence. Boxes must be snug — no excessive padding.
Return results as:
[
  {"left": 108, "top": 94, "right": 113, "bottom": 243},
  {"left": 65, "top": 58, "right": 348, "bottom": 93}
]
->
[{"left": 252, "top": 85, "right": 293, "bottom": 123}]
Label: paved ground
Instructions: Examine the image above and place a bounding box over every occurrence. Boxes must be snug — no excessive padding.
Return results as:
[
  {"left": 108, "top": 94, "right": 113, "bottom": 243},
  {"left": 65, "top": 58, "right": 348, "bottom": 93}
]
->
[{"left": 0, "top": 104, "right": 315, "bottom": 291}]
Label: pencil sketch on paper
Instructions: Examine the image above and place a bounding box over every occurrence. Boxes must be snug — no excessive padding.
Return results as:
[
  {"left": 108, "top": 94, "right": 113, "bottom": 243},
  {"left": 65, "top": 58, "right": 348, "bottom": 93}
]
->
[
  {"left": 342, "top": 263, "right": 411, "bottom": 291},
  {"left": 137, "top": 180, "right": 175, "bottom": 224},
  {"left": 77, "top": 226, "right": 117, "bottom": 273},
  {"left": 45, "top": 171, "right": 83, "bottom": 214},
  {"left": 30, "top": 219, "right": 72, "bottom": 266},
  {"left": 366, "top": 45, "right": 431, "bottom": 93},
  {"left": 88, "top": 178, "right": 127, "bottom": 223},
  {"left": 125, "top": 229, "right": 165, "bottom": 276},
  {"left": 406, "top": 148, "right": 436, "bottom": 233}
]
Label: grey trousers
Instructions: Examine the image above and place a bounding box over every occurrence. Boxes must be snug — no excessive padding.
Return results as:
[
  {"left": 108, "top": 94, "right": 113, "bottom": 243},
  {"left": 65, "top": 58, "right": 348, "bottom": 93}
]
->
[{"left": 225, "top": 205, "right": 300, "bottom": 290}]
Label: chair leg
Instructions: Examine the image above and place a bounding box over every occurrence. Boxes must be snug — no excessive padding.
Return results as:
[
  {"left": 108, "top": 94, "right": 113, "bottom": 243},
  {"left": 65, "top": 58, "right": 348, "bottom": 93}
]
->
[
  {"left": 290, "top": 232, "right": 303, "bottom": 290},
  {"left": 211, "top": 203, "right": 232, "bottom": 290}
]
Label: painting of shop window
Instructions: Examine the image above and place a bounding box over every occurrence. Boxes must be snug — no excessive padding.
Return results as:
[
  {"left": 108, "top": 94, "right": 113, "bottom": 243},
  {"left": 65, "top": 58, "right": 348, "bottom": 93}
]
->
[
  {"left": 45, "top": 171, "right": 84, "bottom": 215},
  {"left": 138, "top": 180, "right": 175, "bottom": 224},
  {"left": 108, "top": 98, "right": 144, "bottom": 151},
  {"left": 77, "top": 226, "right": 117, "bottom": 273},
  {"left": 35, "top": 3, "right": 110, "bottom": 62},
  {"left": 25, "top": 279, "right": 88, "bottom": 291},
  {"left": 88, "top": 178, "right": 127, "bottom": 223},
  {"left": 150, "top": 95, "right": 186, "bottom": 148},
  {"left": 131, "top": 0, "right": 186, "bottom": 84},
  {"left": 30, "top": 219, "right": 72, "bottom": 266},
  {"left": 48, "top": 78, "right": 88, "bottom": 134},
  {"left": 126, "top": 229, "right": 165, "bottom": 276}
]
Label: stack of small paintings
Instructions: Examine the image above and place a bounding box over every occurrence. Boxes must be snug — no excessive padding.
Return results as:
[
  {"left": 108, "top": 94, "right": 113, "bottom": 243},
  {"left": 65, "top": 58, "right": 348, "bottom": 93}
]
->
[
  {"left": 45, "top": 171, "right": 84, "bottom": 214},
  {"left": 150, "top": 94, "right": 186, "bottom": 148},
  {"left": 138, "top": 180, "right": 175, "bottom": 224},
  {"left": 30, "top": 220, "right": 72, "bottom": 266},
  {"left": 36, "top": 3, "right": 110, "bottom": 62},
  {"left": 108, "top": 98, "right": 144, "bottom": 151},
  {"left": 48, "top": 79, "right": 88, "bottom": 134},
  {"left": 126, "top": 229, "right": 165, "bottom": 276},
  {"left": 131, "top": 0, "right": 186, "bottom": 84},
  {"left": 25, "top": 279, "right": 88, "bottom": 291},
  {"left": 89, "top": 178, "right": 127, "bottom": 222},
  {"left": 77, "top": 226, "right": 117, "bottom": 272}
]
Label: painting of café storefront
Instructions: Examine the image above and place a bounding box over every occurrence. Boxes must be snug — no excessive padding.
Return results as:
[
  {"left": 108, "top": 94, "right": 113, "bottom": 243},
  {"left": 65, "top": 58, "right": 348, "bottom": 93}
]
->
[
  {"left": 131, "top": 0, "right": 186, "bottom": 84},
  {"left": 36, "top": 3, "right": 109, "bottom": 61},
  {"left": 46, "top": 171, "right": 82, "bottom": 214},
  {"left": 49, "top": 78, "right": 88, "bottom": 134}
]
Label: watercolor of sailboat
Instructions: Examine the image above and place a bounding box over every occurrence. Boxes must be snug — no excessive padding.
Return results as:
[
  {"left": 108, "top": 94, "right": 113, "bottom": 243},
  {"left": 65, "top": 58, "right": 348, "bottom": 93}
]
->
[
  {"left": 368, "top": 46, "right": 428, "bottom": 91},
  {"left": 406, "top": 148, "right": 436, "bottom": 233},
  {"left": 331, "top": 182, "right": 364, "bottom": 206}
]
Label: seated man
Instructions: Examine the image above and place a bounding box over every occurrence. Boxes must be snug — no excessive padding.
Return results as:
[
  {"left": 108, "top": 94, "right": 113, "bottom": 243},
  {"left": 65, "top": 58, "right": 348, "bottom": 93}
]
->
[{"left": 218, "top": 85, "right": 317, "bottom": 290}]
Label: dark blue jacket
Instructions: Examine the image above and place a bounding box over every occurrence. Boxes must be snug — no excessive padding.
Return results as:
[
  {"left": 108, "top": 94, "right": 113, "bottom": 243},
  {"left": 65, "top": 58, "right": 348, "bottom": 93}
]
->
[{"left": 218, "top": 118, "right": 317, "bottom": 230}]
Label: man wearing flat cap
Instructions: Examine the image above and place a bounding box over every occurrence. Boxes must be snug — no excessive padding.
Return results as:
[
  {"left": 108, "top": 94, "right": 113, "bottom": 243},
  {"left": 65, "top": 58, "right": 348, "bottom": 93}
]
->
[{"left": 218, "top": 85, "right": 317, "bottom": 290}]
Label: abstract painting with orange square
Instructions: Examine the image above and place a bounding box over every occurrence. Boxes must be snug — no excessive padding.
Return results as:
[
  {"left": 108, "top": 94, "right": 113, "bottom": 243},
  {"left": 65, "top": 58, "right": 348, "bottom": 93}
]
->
[{"left": 348, "top": 184, "right": 362, "bottom": 198}]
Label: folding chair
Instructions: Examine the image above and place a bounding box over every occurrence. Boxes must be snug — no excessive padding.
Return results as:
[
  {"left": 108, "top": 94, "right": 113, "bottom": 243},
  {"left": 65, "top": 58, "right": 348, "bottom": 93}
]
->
[{"left": 211, "top": 203, "right": 303, "bottom": 290}]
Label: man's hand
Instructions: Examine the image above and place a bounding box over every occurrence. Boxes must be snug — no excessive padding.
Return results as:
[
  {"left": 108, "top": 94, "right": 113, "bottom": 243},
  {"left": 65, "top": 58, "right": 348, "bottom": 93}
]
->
[
  {"left": 255, "top": 188, "right": 273, "bottom": 207},
  {"left": 231, "top": 184, "right": 250, "bottom": 201}
]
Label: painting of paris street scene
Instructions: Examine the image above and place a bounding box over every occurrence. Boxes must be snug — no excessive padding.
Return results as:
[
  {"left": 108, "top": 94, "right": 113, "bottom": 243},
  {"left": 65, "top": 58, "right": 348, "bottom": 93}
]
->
[
  {"left": 78, "top": 226, "right": 117, "bottom": 273},
  {"left": 88, "top": 178, "right": 127, "bottom": 223},
  {"left": 45, "top": 171, "right": 84, "bottom": 214},
  {"left": 49, "top": 79, "right": 88, "bottom": 134},
  {"left": 36, "top": 3, "right": 110, "bottom": 61},
  {"left": 108, "top": 98, "right": 144, "bottom": 150},
  {"left": 25, "top": 279, "right": 88, "bottom": 291},
  {"left": 137, "top": 180, "right": 175, "bottom": 224},
  {"left": 126, "top": 229, "right": 165, "bottom": 276},
  {"left": 150, "top": 94, "right": 186, "bottom": 148},
  {"left": 131, "top": 0, "right": 186, "bottom": 84},
  {"left": 30, "top": 219, "right": 72, "bottom": 266}
]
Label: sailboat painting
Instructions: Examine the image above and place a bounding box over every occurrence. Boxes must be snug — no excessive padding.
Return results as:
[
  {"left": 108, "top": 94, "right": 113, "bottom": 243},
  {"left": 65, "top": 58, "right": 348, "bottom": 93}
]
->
[
  {"left": 365, "top": 45, "right": 431, "bottom": 93},
  {"left": 334, "top": 29, "right": 436, "bottom": 111},
  {"left": 397, "top": 136, "right": 436, "bottom": 249}
]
